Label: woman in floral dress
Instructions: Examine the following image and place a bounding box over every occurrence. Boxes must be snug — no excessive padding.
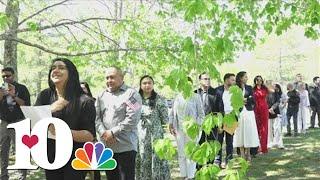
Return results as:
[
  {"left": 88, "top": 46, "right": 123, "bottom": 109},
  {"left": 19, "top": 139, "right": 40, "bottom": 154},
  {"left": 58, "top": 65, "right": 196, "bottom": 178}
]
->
[{"left": 136, "top": 75, "right": 170, "bottom": 180}]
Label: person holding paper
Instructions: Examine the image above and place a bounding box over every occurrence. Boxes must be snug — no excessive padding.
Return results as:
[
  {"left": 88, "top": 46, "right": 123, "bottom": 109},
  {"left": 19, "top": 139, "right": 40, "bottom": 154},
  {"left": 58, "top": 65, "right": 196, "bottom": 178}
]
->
[
  {"left": 0, "top": 67, "right": 30, "bottom": 180},
  {"left": 35, "top": 58, "right": 96, "bottom": 180},
  {"left": 214, "top": 73, "right": 236, "bottom": 167}
]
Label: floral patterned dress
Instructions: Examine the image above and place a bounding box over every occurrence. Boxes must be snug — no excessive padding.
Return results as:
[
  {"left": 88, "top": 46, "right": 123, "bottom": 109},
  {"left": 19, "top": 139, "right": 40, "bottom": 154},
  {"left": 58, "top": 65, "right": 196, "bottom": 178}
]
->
[{"left": 136, "top": 94, "right": 171, "bottom": 180}]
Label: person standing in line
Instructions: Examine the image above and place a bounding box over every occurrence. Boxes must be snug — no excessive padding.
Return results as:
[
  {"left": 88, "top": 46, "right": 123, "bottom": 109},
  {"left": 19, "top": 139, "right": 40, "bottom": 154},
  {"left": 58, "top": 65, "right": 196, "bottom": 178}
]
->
[
  {"left": 214, "top": 73, "right": 236, "bottom": 167},
  {"left": 169, "top": 77, "right": 204, "bottom": 180},
  {"left": 267, "top": 84, "right": 285, "bottom": 149},
  {"left": 35, "top": 58, "right": 96, "bottom": 180},
  {"left": 80, "top": 81, "right": 100, "bottom": 180},
  {"left": 0, "top": 67, "right": 30, "bottom": 180},
  {"left": 81, "top": 81, "right": 95, "bottom": 101},
  {"left": 136, "top": 75, "right": 170, "bottom": 180},
  {"left": 233, "top": 71, "right": 259, "bottom": 162},
  {"left": 294, "top": 73, "right": 308, "bottom": 91},
  {"left": 285, "top": 83, "right": 300, "bottom": 137},
  {"left": 194, "top": 72, "right": 217, "bottom": 169},
  {"left": 253, "top": 75, "right": 271, "bottom": 154},
  {"left": 95, "top": 67, "right": 142, "bottom": 180},
  {"left": 309, "top": 76, "right": 320, "bottom": 129},
  {"left": 297, "top": 82, "right": 310, "bottom": 134}
]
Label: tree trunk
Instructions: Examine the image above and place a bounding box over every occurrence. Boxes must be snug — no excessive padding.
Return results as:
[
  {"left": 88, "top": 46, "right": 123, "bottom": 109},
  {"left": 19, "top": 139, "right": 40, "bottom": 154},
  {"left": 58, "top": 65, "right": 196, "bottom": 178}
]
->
[{"left": 4, "top": 0, "right": 20, "bottom": 77}]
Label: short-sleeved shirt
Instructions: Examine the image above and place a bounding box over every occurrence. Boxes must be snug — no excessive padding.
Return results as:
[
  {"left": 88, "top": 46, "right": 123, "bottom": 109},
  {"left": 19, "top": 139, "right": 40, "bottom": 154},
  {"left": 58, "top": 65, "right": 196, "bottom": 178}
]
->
[{"left": 0, "top": 81, "right": 30, "bottom": 123}]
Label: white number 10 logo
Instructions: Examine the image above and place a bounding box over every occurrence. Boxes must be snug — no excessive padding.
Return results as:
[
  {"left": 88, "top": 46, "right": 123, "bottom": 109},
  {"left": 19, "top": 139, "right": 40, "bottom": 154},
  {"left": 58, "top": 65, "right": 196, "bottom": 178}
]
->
[{"left": 7, "top": 118, "right": 73, "bottom": 170}]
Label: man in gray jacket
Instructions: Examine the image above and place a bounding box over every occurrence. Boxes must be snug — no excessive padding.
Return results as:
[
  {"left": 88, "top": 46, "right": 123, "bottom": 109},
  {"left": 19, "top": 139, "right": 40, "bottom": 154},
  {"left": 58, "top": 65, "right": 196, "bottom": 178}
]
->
[{"left": 95, "top": 67, "right": 142, "bottom": 180}]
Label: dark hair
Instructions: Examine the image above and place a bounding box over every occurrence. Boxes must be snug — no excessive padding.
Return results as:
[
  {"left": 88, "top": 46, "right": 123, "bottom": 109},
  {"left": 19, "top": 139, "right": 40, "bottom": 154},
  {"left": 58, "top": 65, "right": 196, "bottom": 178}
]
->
[
  {"left": 236, "top": 71, "right": 247, "bottom": 88},
  {"left": 223, "top": 73, "right": 235, "bottom": 82},
  {"left": 139, "top": 75, "right": 158, "bottom": 109},
  {"left": 80, "top": 81, "right": 93, "bottom": 98},
  {"left": 2, "top": 67, "right": 15, "bottom": 74},
  {"left": 274, "top": 84, "right": 282, "bottom": 96},
  {"left": 48, "top": 57, "right": 84, "bottom": 115},
  {"left": 253, "top": 75, "right": 267, "bottom": 90},
  {"left": 313, "top": 76, "right": 319, "bottom": 83},
  {"left": 199, "top": 72, "right": 207, "bottom": 80}
]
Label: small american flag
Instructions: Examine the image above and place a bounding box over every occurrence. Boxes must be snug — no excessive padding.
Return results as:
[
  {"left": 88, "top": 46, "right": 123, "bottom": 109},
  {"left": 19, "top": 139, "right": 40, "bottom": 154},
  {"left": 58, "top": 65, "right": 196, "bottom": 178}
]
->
[{"left": 125, "top": 96, "right": 141, "bottom": 111}]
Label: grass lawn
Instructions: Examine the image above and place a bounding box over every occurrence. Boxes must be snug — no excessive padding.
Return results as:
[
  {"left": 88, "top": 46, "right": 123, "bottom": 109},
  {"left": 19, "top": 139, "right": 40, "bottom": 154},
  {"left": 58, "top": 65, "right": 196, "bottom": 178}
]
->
[{"left": 247, "top": 128, "right": 320, "bottom": 179}]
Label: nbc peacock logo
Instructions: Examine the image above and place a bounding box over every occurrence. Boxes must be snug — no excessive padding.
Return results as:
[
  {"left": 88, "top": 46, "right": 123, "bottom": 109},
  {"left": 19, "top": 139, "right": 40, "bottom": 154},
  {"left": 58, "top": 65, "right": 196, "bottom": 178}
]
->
[{"left": 71, "top": 142, "right": 117, "bottom": 170}]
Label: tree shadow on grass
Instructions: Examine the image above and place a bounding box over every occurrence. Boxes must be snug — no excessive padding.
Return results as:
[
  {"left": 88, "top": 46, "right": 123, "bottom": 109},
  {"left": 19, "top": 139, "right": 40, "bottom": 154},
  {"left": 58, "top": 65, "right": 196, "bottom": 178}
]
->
[{"left": 247, "top": 129, "right": 320, "bottom": 180}]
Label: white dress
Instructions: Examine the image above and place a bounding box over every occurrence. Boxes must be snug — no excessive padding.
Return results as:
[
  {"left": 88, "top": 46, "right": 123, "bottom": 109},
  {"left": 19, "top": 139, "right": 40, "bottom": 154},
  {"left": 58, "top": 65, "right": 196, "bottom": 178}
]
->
[
  {"left": 233, "top": 88, "right": 260, "bottom": 148},
  {"left": 297, "top": 90, "right": 310, "bottom": 133}
]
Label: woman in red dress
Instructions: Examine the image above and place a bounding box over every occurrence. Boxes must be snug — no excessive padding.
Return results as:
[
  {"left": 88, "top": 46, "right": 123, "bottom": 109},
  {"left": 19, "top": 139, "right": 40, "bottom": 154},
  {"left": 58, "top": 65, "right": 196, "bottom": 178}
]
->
[{"left": 253, "top": 76, "right": 270, "bottom": 154}]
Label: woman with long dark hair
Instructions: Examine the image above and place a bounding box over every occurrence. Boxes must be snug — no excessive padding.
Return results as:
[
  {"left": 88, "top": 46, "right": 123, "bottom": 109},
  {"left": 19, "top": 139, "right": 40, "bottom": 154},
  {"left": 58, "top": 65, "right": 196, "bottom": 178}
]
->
[
  {"left": 80, "top": 81, "right": 100, "bottom": 180},
  {"left": 35, "top": 58, "right": 96, "bottom": 180},
  {"left": 80, "top": 82, "right": 94, "bottom": 99},
  {"left": 271, "top": 84, "right": 285, "bottom": 149},
  {"left": 233, "top": 71, "right": 259, "bottom": 161},
  {"left": 253, "top": 75, "right": 271, "bottom": 154},
  {"left": 135, "top": 75, "right": 170, "bottom": 180}
]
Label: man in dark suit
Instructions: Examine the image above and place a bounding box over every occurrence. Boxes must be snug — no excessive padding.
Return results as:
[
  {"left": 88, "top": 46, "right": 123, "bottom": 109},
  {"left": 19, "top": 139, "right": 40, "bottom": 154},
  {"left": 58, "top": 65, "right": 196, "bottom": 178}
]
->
[
  {"left": 214, "top": 73, "right": 236, "bottom": 167},
  {"left": 285, "top": 83, "right": 300, "bottom": 136},
  {"left": 195, "top": 72, "right": 217, "bottom": 169},
  {"left": 309, "top": 76, "right": 320, "bottom": 128}
]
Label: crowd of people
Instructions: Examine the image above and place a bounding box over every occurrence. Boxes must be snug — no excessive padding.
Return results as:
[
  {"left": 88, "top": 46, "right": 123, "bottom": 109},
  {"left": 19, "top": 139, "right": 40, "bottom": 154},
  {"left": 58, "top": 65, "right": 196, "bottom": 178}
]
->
[{"left": 0, "top": 58, "right": 319, "bottom": 180}]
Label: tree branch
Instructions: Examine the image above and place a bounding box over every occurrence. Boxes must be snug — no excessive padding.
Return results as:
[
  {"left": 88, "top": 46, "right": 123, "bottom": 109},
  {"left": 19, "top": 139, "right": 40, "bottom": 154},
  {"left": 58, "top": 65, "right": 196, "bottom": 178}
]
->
[
  {"left": 17, "top": 17, "right": 128, "bottom": 33},
  {"left": 0, "top": 0, "right": 6, "bottom": 6},
  {"left": 78, "top": 21, "right": 120, "bottom": 47},
  {"left": 5, "top": 36, "right": 168, "bottom": 57},
  {"left": 18, "top": 0, "right": 71, "bottom": 26},
  {"left": 62, "top": 25, "right": 79, "bottom": 42}
]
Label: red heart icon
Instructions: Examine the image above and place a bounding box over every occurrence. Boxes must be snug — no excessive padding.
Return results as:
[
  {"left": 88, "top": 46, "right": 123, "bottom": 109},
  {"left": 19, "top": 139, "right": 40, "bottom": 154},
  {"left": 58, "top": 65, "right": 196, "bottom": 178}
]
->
[{"left": 22, "top": 135, "right": 39, "bottom": 149}]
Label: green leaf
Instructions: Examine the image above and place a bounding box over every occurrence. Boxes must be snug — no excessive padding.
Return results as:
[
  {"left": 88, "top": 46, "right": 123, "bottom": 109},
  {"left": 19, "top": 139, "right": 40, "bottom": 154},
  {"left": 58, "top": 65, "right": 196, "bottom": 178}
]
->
[
  {"left": 182, "top": 37, "right": 195, "bottom": 53},
  {"left": 184, "top": 0, "right": 207, "bottom": 21},
  {"left": 304, "top": 27, "right": 318, "bottom": 40},
  {"left": 209, "top": 140, "right": 221, "bottom": 160},
  {"left": 264, "top": 22, "right": 273, "bottom": 34},
  {"left": 223, "top": 112, "right": 237, "bottom": 126},
  {"left": 216, "top": 113, "right": 224, "bottom": 128},
  {"left": 183, "top": 116, "right": 200, "bottom": 140},
  {"left": 153, "top": 138, "right": 177, "bottom": 160},
  {"left": 230, "top": 85, "right": 244, "bottom": 111},
  {"left": 196, "top": 164, "right": 220, "bottom": 180},
  {"left": 0, "top": 13, "right": 8, "bottom": 30},
  {"left": 202, "top": 114, "right": 216, "bottom": 135},
  {"left": 184, "top": 141, "right": 198, "bottom": 158},
  {"left": 27, "top": 21, "right": 39, "bottom": 31}
]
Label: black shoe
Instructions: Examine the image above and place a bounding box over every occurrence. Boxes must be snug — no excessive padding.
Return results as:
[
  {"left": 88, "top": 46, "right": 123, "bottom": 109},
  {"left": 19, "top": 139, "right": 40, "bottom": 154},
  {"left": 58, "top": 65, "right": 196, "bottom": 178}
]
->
[
  {"left": 309, "top": 126, "right": 315, "bottom": 129},
  {"left": 293, "top": 133, "right": 299, "bottom": 137},
  {"left": 284, "top": 133, "right": 292, "bottom": 137}
]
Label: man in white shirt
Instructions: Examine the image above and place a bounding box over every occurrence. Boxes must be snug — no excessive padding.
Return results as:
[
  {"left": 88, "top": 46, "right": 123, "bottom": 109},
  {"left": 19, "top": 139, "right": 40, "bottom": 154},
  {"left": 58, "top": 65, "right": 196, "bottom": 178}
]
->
[{"left": 213, "top": 73, "right": 236, "bottom": 167}]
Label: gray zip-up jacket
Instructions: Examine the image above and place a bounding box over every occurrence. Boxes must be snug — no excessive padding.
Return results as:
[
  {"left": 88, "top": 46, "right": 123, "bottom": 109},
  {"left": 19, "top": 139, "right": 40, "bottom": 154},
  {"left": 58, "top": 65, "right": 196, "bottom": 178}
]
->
[{"left": 95, "top": 84, "right": 142, "bottom": 153}]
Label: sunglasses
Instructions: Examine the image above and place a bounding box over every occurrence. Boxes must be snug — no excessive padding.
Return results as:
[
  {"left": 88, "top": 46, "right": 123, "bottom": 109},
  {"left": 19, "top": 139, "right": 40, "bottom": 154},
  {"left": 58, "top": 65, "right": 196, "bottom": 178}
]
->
[
  {"left": 2, "top": 75, "right": 12, "bottom": 78},
  {"left": 201, "top": 78, "right": 210, "bottom": 80}
]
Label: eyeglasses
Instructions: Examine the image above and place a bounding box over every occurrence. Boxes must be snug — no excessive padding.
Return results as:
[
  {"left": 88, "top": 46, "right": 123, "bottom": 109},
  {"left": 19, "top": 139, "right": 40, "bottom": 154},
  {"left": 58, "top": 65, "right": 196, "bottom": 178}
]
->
[{"left": 2, "top": 75, "right": 12, "bottom": 78}]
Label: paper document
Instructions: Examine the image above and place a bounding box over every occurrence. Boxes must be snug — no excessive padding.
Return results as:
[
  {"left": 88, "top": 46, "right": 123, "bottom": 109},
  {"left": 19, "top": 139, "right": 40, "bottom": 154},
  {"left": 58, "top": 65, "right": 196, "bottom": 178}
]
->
[{"left": 20, "top": 106, "right": 55, "bottom": 139}]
